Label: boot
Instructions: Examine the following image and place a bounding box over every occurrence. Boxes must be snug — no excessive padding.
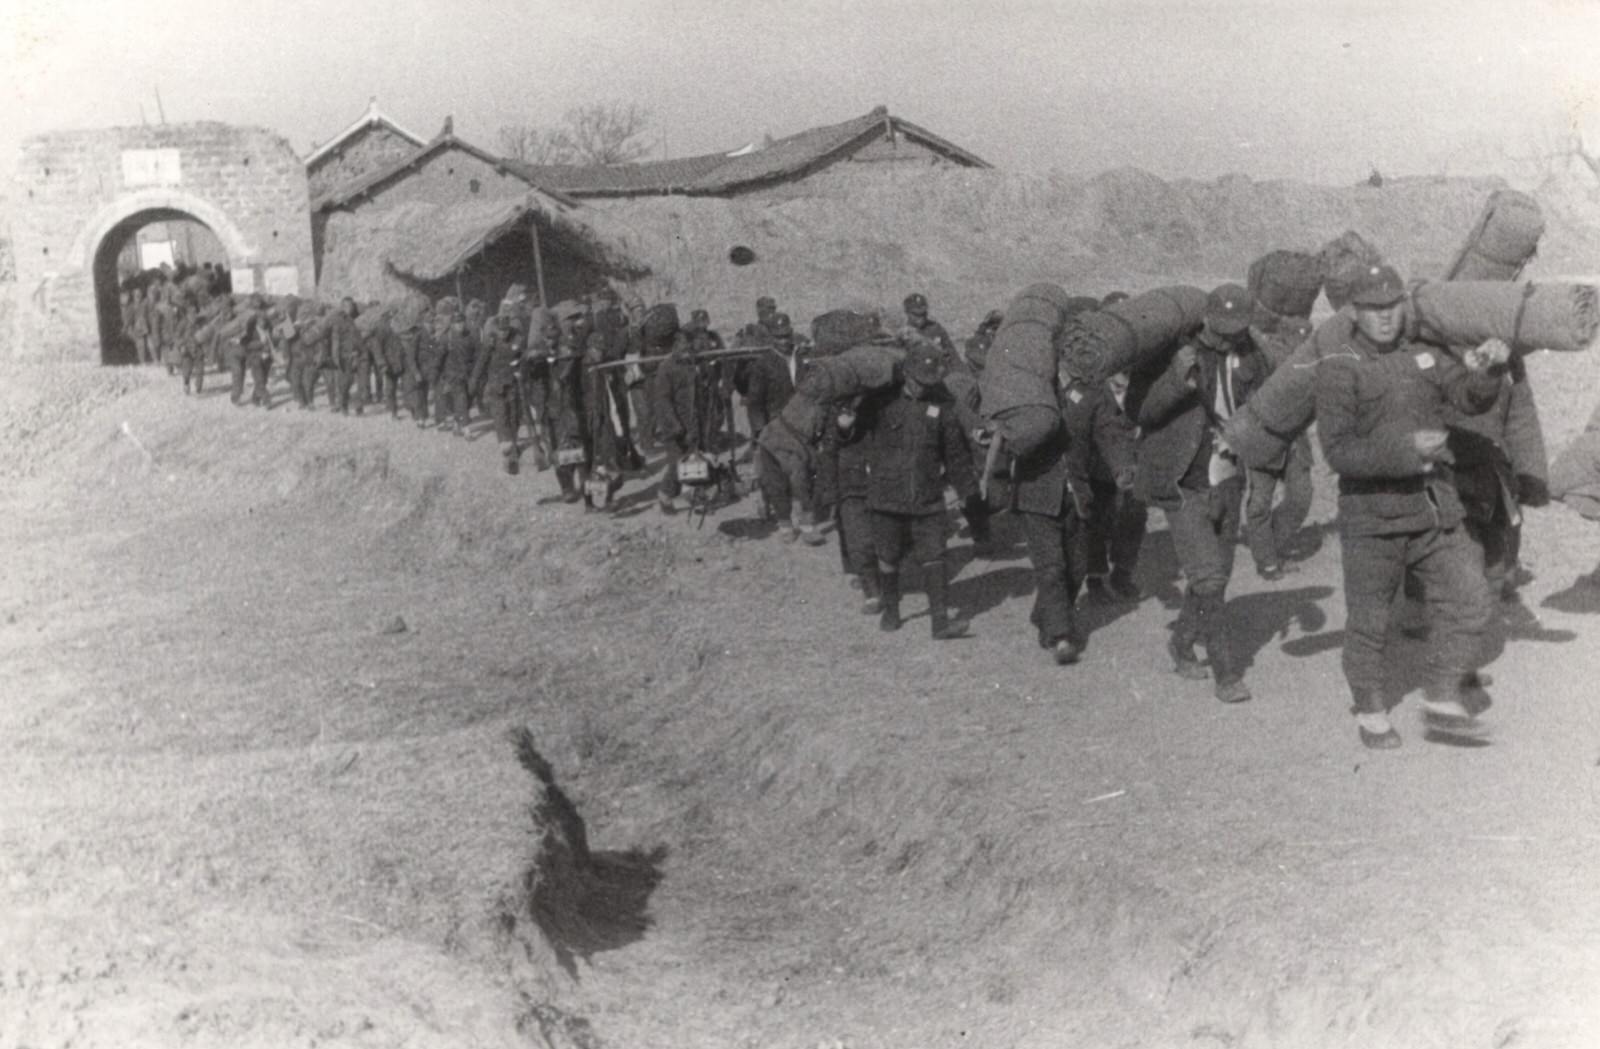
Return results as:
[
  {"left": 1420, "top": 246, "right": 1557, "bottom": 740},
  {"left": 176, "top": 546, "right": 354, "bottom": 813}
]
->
[
  {"left": 878, "top": 569, "right": 902, "bottom": 632},
  {"left": 860, "top": 566, "right": 883, "bottom": 615},
  {"left": 1352, "top": 689, "right": 1401, "bottom": 749},
  {"left": 1199, "top": 593, "right": 1251, "bottom": 703},
  {"left": 1168, "top": 592, "right": 1209, "bottom": 681},
  {"left": 797, "top": 510, "right": 828, "bottom": 547},
  {"left": 658, "top": 489, "right": 678, "bottom": 515},
  {"left": 923, "top": 560, "right": 970, "bottom": 640}
]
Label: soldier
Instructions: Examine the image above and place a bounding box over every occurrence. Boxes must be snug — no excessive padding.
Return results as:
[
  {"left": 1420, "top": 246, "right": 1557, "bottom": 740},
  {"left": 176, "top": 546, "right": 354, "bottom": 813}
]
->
[
  {"left": 861, "top": 341, "right": 980, "bottom": 640},
  {"left": 652, "top": 329, "right": 725, "bottom": 513},
  {"left": 172, "top": 292, "right": 204, "bottom": 395},
  {"left": 130, "top": 286, "right": 154, "bottom": 364},
  {"left": 1081, "top": 370, "right": 1144, "bottom": 604},
  {"left": 963, "top": 309, "right": 1004, "bottom": 375},
  {"left": 744, "top": 313, "right": 810, "bottom": 440},
  {"left": 1313, "top": 264, "right": 1507, "bottom": 749},
  {"left": 817, "top": 395, "right": 879, "bottom": 612},
  {"left": 902, "top": 292, "right": 957, "bottom": 356},
  {"left": 548, "top": 309, "right": 592, "bottom": 500},
  {"left": 327, "top": 297, "right": 362, "bottom": 414},
  {"left": 153, "top": 280, "right": 177, "bottom": 372},
  {"left": 297, "top": 302, "right": 332, "bottom": 409},
  {"left": 269, "top": 296, "right": 303, "bottom": 407},
  {"left": 465, "top": 298, "right": 490, "bottom": 412},
  {"left": 408, "top": 302, "right": 445, "bottom": 428},
  {"left": 1444, "top": 353, "right": 1547, "bottom": 607},
  {"left": 224, "top": 294, "right": 274, "bottom": 408},
  {"left": 1245, "top": 317, "right": 1317, "bottom": 578},
  {"left": 435, "top": 300, "right": 475, "bottom": 435},
  {"left": 472, "top": 311, "right": 528, "bottom": 473},
  {"left": 1135, "top": 284, "right": 1267, "bottom": 704}
]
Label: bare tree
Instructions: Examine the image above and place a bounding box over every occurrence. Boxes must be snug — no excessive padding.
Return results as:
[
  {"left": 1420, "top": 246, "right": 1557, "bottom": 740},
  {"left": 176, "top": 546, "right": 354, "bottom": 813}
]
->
[
  {"left": 499, "top": 102, "right": 654, "bottom": 168},
  {"left": 496, "top": 125, "right": 576, "bottom": 166},
  {"left": 561, "top": 102, "right": 654, "bottom": 165}
]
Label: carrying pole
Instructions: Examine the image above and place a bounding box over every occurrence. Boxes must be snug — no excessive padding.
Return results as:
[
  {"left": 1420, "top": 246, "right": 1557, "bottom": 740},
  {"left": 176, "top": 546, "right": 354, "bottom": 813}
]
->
[{"left": 527, "top": 214, "right": 549, "bottom": 309}]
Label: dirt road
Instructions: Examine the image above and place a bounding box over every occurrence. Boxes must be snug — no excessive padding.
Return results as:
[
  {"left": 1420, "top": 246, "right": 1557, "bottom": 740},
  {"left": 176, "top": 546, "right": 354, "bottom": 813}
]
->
[{"left": 2, "top": 359, "right": 1598, "bottom": 1048}]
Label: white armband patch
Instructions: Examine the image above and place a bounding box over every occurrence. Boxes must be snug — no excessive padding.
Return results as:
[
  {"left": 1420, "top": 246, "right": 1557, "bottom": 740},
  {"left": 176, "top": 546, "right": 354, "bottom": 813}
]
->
[
  {"left": 1067, "top": 389, "right": 1083, "bottom": 403},
  {"left": 926, "top": 405, "right": 941, "bottom": 418},
  {"left": 1415, "top": 352, "right": 1435, "bottom": 370}
]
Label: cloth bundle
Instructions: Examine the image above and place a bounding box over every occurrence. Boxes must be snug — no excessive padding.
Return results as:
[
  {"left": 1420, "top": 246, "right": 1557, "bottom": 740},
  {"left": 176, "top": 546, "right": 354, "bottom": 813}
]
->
[
  {"left": 1247, "top": 250, "right": 1323, "bottom": 322},
  {"left": 811, "top": 309, "right": 882, "bottom": 356},
  {"left": 1409, "top": 280, "right": 1598, "bottom": 355},
  {"left": 978, "top": 283, "right": 1078, "bottom": 418},
  {"left": 1444, "top": 189, "right": 1545, "bottom": 281},
  {"left": 1057, "top": 285, "right": 1209, "bottom": 380}
]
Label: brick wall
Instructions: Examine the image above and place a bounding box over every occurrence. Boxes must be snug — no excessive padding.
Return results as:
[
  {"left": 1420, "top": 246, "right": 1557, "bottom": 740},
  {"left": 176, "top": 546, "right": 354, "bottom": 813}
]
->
[
  {"left": 9, "top": 122, "right": 314, "bottom": 361},
  {"left": 307, "top": 123, "right": 422, "bottom": 201},
  {"left": 341, "top": 144, "right": 528, "bottom": 212}
]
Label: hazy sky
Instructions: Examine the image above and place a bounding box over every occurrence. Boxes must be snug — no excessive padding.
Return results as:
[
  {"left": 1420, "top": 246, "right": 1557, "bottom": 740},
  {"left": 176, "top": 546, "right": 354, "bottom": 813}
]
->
[{"left": 5, "top": 0, "right": 1600, "bottom": 185}]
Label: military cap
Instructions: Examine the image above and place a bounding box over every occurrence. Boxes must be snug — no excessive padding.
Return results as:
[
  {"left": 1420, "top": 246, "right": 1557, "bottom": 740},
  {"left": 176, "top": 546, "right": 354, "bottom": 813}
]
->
[
  {"left": 756, "top": 295, "right": 776, "bottom": 310},
  {"left": 1204, "top": 283, "right": 1252, "bottom": 336},
  {"left": 769, "top": 312, "right": 793, "bottom": 337},
  {"left": 904, "top": 292, "right": 929, "bottom": 313},
  {"left": 903, "top": 341, "right": 947, "bottom": 386},
  {"left": 1101, "top": 291, "right": 1130, "bottom": 306},
  {"left": 690, "top": 308, "right": 710, "bottom": 325},
  {"left": 1348, "top": 264, "right": 1406, "bottom": 308}
]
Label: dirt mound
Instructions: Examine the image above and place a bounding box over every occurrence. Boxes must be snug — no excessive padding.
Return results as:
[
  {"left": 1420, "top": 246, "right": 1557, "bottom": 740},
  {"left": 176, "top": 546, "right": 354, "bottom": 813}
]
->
[{"left": 594, "top": 166, "right": 1600, "bottom": 336}]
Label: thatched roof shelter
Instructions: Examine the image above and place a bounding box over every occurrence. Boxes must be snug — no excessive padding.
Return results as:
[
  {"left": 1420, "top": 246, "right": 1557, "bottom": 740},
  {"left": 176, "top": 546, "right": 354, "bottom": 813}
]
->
[{"left": 318, "top": 191, "right": 644, "bottom": 306}]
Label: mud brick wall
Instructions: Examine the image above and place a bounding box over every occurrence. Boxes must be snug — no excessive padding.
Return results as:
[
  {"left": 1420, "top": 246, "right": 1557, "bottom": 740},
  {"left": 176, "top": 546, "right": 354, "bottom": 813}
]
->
[{"left": 9, "top": 123, "right": 314, "bottom": 361}]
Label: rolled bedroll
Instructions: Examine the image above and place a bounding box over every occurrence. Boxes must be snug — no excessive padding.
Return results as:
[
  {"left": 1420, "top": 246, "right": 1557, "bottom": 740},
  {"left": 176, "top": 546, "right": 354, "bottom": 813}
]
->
[
  {"left": 979, "top": 283, "right": 1077, "bottom": 418},
  {"left": 1247, "top": 250, "right": 1323, "bottom": 321},
  {"left": 795, "top": 337, "right": 905, "bottom": 403},
  {"left": 1057, "top": 285, "right": 1209, "bottom": 380},
  {"left": 1227, "top": 280, "right": 1600, "bottom": 470},
  {"left": 1444, "top": 189, "right": 1544, "bottom": 282},
  {"left": 1408, "top": 281, "right": 1599, "bottom": 355}
]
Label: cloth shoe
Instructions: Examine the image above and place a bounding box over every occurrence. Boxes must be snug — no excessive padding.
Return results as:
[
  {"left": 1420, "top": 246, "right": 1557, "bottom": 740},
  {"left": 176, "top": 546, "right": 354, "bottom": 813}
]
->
[
  {"left": 1356, "top": 710, "right": 1402, "bottom": 749},
  {"left": 924, "top": 560, "right": 970, "bottom": 640}
]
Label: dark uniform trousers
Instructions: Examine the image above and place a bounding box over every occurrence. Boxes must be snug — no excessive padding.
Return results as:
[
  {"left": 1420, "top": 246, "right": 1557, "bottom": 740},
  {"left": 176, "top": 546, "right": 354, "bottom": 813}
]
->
[
  {"left": 1085, "top": 479, "right": 1146, "bottom": 581},
  {"left": 837, "top": 497, "right": 876, "bottom": 577},
  {"left": 229, "top": 344, "right": 269, "bottom": 406},
  {"left": 1020, "top": 510, "right": 1086, "bottom": 646},
  {"left": 869, "top": 511, "right": 946, "bottom": 572},
  {"left": 1341, "top": 523, "right": 1490, "bottom": 710},
  {"left": 180, "top": 341, "right": 206, "bottom": 393},
  {"left": 1161, "top": 476, "right": 1245, "bottom": 663},
  {"left": 757, "top": 440, "right": 815, "bottom": 524},
  {"left": 484, "top": 382, "right": 522, "bottom": 445}
]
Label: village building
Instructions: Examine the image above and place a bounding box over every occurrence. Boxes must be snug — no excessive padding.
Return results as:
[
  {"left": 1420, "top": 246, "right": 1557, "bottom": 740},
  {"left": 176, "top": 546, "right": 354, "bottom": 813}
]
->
[
  {"left": 523, "top": 105, "right": 991, "bottom": 199},
  {"left": 304, "top": 97, "right": 427, "bottom": 203},
  {"left": 311, "top": 118, "right": 635, "bottom": 309}
]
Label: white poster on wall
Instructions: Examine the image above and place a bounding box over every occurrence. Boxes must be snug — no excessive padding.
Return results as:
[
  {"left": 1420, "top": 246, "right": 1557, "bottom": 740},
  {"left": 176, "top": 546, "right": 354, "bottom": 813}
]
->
[
  {"left": 230, "top": 268, "right": 256, "bottom": 294},
  {"left": 138, "top": 240, "right": 176, "bottom": 271}
]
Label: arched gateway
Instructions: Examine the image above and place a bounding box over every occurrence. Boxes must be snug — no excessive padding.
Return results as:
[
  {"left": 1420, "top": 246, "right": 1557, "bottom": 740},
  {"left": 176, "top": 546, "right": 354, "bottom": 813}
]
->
[{"left": 11, "top": 123, "right": 314, "bottom": 363}]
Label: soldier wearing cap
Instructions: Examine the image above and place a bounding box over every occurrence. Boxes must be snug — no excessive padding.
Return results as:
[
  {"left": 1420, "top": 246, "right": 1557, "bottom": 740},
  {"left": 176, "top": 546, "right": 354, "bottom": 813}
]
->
[
  {"left": 963, "top": 310, "right": 1004, "bottom": 375},
  {"left": 472, "top": 310, "right": 529, "bottom": 474},
  {"left": 744, "top": 313, "right": 812, "bottom": 440},
  {"left": 859, "top": 339, "right": 979, "bottom": 640},
  {"left": 1244, "top": 316, "right": 1317, "bottom": 578},
  {"left": 902, "top": 293, "right": 956, "bottom": 357},
  {"left": 325, "top": 297, "right": 362, "bottom": 414},
  {"left": 1313, "top": 263, "right": 1508, "bottom": 748},
  {"left": 222, "top": 293, "right": 276, "bottom": 408},
  {"left": 1134, "top": 283, "right": 1268, "bottom": 703}
]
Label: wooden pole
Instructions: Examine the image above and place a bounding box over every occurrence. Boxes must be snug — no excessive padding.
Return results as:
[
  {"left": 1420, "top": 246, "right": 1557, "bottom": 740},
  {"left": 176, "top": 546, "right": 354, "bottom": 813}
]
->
[{"left": 527, "top": 214, "right": 549, "bottom": 309}]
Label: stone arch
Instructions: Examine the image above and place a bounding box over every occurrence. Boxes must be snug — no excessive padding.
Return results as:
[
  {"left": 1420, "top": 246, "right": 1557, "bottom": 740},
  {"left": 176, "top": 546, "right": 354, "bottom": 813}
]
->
[
  {"left": 72, "top": 188, "right": 255, "bottom": 272},
  {"left": 82, "top": 193, "right": 249, "bottom": 365}
]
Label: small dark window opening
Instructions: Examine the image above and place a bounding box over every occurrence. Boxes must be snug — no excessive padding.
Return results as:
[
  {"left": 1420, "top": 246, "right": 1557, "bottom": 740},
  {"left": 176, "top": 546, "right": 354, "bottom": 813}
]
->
[{"left": 469, "top": 178, "right": 481, "bottom": 194}]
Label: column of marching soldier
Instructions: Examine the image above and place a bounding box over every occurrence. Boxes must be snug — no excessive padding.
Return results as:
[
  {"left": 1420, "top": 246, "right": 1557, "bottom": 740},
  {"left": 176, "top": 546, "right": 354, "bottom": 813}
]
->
[{"left": 126, "top": 264, "right": 1566, "bottom": 750}]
